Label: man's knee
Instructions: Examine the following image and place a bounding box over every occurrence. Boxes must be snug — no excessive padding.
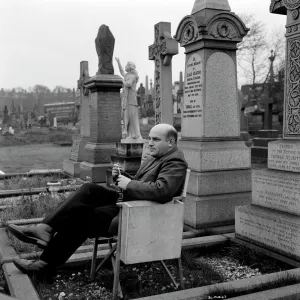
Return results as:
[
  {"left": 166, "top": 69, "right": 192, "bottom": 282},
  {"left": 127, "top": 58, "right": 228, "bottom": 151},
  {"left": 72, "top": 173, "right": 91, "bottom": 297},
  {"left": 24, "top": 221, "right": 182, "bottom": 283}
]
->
[{"left": 78, "top": 183, "right": 96, "bottom": 194}]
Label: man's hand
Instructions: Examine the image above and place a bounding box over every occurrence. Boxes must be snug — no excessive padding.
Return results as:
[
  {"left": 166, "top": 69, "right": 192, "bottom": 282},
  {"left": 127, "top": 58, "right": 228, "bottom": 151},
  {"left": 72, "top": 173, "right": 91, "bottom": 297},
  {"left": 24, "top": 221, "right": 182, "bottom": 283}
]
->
[
  {"left": 112, "top": 163, "right": 123, "bottom": 177},
  {"left": 115, "top": 57, "right": 120, "bottom": 63},
  {"left": 117, "top": 175, "right": 131, "bottom": 190}
]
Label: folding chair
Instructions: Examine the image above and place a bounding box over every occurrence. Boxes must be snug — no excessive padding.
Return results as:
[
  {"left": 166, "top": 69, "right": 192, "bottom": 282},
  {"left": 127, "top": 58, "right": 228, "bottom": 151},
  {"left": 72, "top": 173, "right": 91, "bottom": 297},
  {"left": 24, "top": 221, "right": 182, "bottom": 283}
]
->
[{"left": 90, "top": 168, "right": 191, "bottom": 300}]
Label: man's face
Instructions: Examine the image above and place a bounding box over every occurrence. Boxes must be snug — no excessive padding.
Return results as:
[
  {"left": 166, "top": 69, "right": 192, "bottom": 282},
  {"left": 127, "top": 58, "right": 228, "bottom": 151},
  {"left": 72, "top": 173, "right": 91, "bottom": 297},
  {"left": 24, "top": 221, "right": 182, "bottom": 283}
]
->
[{"left": 148, "top": 126, "right": 170, "bottom": 158}]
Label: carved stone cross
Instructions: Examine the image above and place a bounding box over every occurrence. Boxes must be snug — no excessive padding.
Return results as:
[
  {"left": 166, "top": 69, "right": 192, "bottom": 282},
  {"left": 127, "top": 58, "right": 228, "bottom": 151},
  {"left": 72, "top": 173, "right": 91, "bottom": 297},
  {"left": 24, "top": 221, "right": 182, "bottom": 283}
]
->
[
  {"left": 270, "top": 0, "right": 300, "bottom": 138},
  {"left": 149, "top": 22, "right": 178, "bottom": 125}
]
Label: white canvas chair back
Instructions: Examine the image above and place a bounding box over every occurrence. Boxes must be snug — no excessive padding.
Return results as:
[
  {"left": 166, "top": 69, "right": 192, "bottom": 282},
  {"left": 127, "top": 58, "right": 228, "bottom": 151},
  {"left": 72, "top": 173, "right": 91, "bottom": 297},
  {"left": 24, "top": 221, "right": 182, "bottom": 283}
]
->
[{"left": 117, "top": 168, "right": 190, "bottom": 264}]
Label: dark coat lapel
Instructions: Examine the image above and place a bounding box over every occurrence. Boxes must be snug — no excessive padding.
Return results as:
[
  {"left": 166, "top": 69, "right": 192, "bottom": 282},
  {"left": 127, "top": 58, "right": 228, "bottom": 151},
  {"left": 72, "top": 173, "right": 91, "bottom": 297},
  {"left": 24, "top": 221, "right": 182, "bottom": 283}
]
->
[{"left": 134, "top": 147, "right": 177, "bottom": 179}]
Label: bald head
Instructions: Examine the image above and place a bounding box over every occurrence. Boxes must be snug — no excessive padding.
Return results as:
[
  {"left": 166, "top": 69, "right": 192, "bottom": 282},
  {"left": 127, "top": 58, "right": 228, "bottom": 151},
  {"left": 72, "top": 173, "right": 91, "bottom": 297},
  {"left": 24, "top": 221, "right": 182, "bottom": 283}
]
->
[{"left": 148, "top": 124, "right": 178, "bottom": 158}]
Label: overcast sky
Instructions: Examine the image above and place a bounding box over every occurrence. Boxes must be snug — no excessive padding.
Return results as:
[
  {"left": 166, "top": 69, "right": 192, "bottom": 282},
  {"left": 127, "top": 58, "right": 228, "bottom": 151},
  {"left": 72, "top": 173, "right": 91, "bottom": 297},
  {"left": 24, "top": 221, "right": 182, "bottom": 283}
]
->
[{"left": 0, "top": 0, "right": 287, "bottom": 91}]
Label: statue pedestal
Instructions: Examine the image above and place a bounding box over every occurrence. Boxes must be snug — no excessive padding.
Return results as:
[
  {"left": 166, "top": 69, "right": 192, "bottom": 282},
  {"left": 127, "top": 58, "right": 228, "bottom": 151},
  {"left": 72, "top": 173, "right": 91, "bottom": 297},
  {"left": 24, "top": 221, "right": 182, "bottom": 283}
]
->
[
  {"left": 79, "top": 74, "right": 123, "bottom": 183},
  {"left": 106, "top": 141, "right": 145, "bottom": 186}
]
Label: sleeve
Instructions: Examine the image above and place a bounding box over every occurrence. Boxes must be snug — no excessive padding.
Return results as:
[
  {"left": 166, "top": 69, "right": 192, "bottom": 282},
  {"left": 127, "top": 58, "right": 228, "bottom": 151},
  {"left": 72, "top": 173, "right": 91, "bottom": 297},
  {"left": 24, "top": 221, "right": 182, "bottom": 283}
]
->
[{"left": 124, "top": 157, "right": 187, "bottom": 204}]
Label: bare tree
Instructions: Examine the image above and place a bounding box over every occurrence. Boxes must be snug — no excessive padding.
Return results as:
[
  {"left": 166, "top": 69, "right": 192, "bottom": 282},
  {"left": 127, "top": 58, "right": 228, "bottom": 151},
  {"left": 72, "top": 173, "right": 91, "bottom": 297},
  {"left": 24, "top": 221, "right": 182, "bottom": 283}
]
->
[
  {"left": 28, "top": 84, "right": 51, "bottom": 113},
  {"left": 238, "top": 14, "right": 285, "bottom": 103}
]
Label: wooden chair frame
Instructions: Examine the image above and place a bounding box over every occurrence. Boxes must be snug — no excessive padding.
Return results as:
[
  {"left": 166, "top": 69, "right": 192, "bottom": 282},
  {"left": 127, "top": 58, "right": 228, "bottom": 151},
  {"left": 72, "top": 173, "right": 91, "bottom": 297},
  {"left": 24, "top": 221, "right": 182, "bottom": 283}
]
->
[{"left": 90, "top": 168, "right": 191, "bottom": 299}]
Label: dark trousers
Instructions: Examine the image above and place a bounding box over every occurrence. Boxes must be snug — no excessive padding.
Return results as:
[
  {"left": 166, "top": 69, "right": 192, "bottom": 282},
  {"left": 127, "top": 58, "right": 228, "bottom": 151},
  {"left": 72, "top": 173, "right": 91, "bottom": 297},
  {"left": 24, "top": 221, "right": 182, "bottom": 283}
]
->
[{"left": 40, "top": 183, "right": 119, "bottom": 266}]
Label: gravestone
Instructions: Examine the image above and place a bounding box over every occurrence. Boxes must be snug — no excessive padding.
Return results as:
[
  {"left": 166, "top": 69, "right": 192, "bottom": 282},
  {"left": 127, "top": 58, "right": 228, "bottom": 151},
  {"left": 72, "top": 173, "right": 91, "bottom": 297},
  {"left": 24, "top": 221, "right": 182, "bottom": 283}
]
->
[
  {"left": 149, "top": 22, "right": 178, "bottom": 125},
  {"left": 235, "top": 0, "right": 300, "bottom": 261},
  {"left": 63, "top": 61, "right": 91, "bottom": 176},
  {"left": 10, "top": 113, "right": 17, "bottom": 128},
  {"left": 80, "top": 25, "right": 123, "bottom": 183},
  {"left": 174, "top": 0, "right": 251, "bottom": 228},
  {"left": 2, "top": 106, "right": 9, "bottom": 126}
]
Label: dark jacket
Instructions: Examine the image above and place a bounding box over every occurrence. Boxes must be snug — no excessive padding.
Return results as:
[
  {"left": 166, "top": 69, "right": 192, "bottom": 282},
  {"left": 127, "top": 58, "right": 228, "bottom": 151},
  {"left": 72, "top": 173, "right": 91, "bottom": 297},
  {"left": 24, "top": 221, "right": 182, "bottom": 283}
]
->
[{"left": 123, "top": 147, "right": 188, "bottom": 204}]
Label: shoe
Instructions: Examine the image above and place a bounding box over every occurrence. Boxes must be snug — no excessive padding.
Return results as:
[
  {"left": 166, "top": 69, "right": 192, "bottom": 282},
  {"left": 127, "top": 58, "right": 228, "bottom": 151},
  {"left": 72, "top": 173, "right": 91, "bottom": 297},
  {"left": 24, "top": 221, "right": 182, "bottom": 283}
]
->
[
  {"left": 13, "top": 256, "right": 50, "bottom": 275},
  {"left": 7, "top": 224, "right": 52, "bottom": 249}
]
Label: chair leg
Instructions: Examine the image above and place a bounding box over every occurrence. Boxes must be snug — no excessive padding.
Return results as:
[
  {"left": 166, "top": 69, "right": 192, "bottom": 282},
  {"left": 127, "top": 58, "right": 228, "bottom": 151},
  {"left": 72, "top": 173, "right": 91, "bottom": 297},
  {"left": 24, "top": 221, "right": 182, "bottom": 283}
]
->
[
  {"left": 177, "top": 257, "right": 184, "bottom": 289},
  {"left": 110, "top": 242, "right": 123, "bottom": 298},
  {"left": 160, "top": 260, "right": 179, "bottom": 289},
  {"left": 90, "top": 238, "right": 99, "bottom": 280}
]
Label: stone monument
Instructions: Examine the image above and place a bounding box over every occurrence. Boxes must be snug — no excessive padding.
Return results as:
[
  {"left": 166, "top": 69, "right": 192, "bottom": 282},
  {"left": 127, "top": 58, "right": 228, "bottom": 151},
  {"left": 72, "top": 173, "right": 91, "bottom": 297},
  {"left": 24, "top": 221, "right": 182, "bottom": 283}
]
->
[
  {"left": 63, "top": 61, "right": 91, "bottom": 176},
  {"left": 149, "top": 22, "right": 178, "bottom": 125},
  {"left": 80, "top": 25, "right": 123, "bottom": 183},
  {"left": 235, "top": 0, "right": 300, "bottom": 261},
  {"left": 106, "top": 59, "right": 145, "bottom": 185},
  {"left": 174, "top": 0, "right": 252, "bottom": 228}
]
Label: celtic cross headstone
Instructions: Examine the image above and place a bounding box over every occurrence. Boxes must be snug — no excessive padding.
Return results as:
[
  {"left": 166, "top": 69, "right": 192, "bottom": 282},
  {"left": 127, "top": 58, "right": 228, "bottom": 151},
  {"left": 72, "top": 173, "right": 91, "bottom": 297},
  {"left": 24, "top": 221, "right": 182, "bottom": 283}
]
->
[
  {"left": 149, "top": 22, "right": 178, "bottom": 125},
  {"left": 270, "top": 0, "right": 300, "bottom": 138}
]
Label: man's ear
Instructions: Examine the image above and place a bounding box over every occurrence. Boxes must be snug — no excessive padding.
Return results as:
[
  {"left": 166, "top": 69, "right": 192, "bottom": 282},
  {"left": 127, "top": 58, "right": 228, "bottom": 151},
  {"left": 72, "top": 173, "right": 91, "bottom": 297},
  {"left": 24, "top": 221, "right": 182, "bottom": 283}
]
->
[{"left": 168, "top": 138, "right": 175, "bottom": 147}]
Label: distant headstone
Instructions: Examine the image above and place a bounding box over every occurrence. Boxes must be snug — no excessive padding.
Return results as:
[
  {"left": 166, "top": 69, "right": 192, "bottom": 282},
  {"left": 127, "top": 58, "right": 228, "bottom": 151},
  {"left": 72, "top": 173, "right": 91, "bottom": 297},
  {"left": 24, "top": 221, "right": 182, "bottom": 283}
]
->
[
  {"left": 2, "top": 106, "right": 9, "bottom": 125},
  {"left": 149, "top": 22, "right": 178, "bottom": 125},
  {"left": 63, "top": 61, "right": 91, "bottom": 177}
]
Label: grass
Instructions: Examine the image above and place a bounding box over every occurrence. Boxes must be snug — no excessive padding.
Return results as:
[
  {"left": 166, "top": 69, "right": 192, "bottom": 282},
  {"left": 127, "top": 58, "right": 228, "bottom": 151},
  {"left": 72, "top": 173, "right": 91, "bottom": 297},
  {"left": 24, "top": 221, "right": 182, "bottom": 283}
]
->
[
  {"left": 0, "top": 127, "right": 74, "bottom": 147},
  {"left": 0, "top": 174, "right": 68, "bottom": 190},
  {"left": 2, "top": 192, "right": 68, "bottom": 253}
]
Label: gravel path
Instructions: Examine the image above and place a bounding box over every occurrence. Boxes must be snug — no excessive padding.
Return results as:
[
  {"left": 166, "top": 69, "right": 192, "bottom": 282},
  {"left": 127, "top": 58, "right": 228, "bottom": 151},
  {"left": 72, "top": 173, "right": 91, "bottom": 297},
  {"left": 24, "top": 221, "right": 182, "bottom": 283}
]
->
[{"left": 0, "top": 144, "right": 71, "bottom": 174}]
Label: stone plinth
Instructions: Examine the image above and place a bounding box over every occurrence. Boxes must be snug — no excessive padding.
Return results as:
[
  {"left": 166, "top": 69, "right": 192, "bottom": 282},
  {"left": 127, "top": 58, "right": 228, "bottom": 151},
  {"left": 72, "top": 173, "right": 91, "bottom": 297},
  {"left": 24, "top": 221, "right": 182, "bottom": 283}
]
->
[
  {"left": 252, "top": 168, "right": 300, "bottom": 216},
  {"left": 185, "top": 192, "right": 251, "bottom": 229},
  {"left": 116, "top": 142, "right": 144, "bottom": 156},
  {"left": 63, "top": 136, "right": 90, "bottom": 176},
  {"left": 179, "top": 140, "right": 251, "bottom": 172},
  {"left": 174, "top": 1, "right": 249, "bottom": 229},
  {"left": 268, "top": 140, "right": 300, "bottom": 172},
  {"left": 79, "top": 74, "right": 123, "bottom": 183},
  {"left": 235, "top": 205, "right": 300, "bottom": 261},
  {"left": 189, "top": 169, "right": 251, "bottom": 196}
]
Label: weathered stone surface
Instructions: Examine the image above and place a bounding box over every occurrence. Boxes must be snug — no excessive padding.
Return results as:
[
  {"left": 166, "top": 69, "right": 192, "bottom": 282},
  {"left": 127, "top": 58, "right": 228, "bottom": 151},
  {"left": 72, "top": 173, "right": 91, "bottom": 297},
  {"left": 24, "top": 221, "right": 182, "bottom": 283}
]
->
[
  {"left": 149, "top": 22, "right": 178, "bottom": 125},
  {"left": 184, "top": 192, "right": 251, "bottom": 229},
  {"left": 63, "top": 159, "right": 81, "bottom": 177},
  {"left": 268, "top": 140, "right": 300, "bottom": 172},
  {"left": 205, "top": 52, "right": 239, "bottom": 138},
  {"left": 178, "top": 140, "right": 251, "bottom": 172},
  {"left": 188, "top": 169, "right": 251, "bottom": 196},
  {"left": 84, "top": 142, "right": 116, "bottom": 164},
  {"left": 88, "top": 91, "right": 122, "bottom": 143},
  {"left": 236, "top": 204, "right": 300, "bottom": 261},
  {"left": 95, "top": 25, "right": 114, "bottom": 75},
  {"left": 3, "top": 262, "right": 40, "bottom": 300},
  {"left": 79, "top": 161, "right": 111, "bottom": 183},
  {"left": 252, "top": 168, "right": 300, "bottom": 215},
  {"left": 116, "top": 142, "right": 144, "bottom": 157},
  {"left": 192, "top": 0, "right": 231, "bottom": 14}
]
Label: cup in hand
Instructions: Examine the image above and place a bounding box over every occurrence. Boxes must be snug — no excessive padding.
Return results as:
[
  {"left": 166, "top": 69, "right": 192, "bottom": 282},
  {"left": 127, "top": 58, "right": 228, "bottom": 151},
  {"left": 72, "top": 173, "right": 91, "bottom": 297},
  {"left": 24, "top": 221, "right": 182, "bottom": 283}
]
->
[{"left": 112, "top": 163, "right": 123, "bottom": 185}]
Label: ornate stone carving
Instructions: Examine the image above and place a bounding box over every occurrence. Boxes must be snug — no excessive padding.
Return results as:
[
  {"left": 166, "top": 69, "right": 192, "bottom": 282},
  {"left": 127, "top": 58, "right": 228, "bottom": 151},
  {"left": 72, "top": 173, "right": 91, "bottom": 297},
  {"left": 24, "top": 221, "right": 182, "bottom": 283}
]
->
[
  {"left": 182, "top": 23, "right": 196, "bottom": 44},
  {"left": 209, "top": 20, "right": 238, "bottom": 39},
  {"left": 174, "top": 16, "right": 199, "bottom": 46},
  {"left": 95, "top": 25, "right": 115, "bottom": 75},
  {"left": 77, "top": 61, "right": 90, "bottom": 96},
  {"left": 292, "top": 9, "right": 299, "bottom": 19},
  {"left": 270, "top": 0, "right": 286, "bottom": 14},
  {"left": 285, "top": 37, "right": 300, "bottom": 136},
  {"left": 283, "top": 0, "right": 300, "bottom": 10},
  {"left": 149, "top": 22, "right": 178, "bottom": 124}
]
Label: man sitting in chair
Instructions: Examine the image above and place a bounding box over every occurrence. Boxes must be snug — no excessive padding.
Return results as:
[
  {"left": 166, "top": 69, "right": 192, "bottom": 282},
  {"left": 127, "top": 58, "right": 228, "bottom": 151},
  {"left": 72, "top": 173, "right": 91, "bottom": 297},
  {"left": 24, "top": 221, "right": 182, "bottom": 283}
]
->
[{"left": 7, "top": 123, "right": 188, "bottom": 275}]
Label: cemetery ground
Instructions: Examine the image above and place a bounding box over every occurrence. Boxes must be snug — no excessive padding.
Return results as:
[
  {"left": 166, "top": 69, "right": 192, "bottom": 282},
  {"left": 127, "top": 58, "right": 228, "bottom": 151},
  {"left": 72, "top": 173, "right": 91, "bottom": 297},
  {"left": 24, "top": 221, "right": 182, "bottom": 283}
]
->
[
  {"left": 1, "top": 120, "right": 294, "bottom": 299},
  {"left": 0, "top": 174, "right": 298, "bottom": 299}
]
